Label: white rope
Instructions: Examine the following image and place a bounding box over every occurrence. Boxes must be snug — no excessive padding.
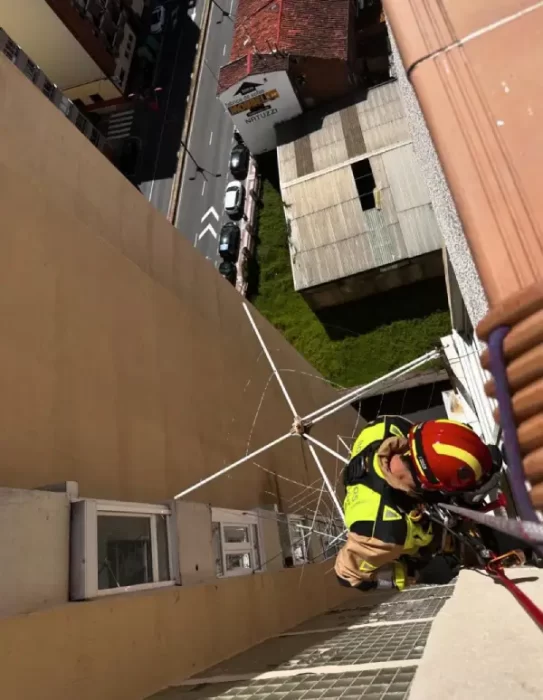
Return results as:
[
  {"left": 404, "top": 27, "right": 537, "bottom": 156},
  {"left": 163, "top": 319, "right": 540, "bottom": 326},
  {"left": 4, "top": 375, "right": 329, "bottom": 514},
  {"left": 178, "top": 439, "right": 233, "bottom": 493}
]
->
[
  {"left": 243, "top": 303, "right": 298, "bottom": 418},
  {"left": 303, "top": 433, "right": 350, "bottom": 464},
  {"left": 304, "top": 350, "right": 440, "bottom": 427},
  {"left": 174, "top": 432, "right": 292, "bottom": 499},
  {"left": 305, "top": 441, "right": 346, "bottom": 526}
]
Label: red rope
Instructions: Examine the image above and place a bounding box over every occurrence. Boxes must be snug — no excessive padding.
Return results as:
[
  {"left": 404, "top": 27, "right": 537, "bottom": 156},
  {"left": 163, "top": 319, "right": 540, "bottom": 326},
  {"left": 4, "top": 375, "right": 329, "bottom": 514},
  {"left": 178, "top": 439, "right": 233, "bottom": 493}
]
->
[{"left": 489, "top": 566, "right": 543, "bottom": 630}]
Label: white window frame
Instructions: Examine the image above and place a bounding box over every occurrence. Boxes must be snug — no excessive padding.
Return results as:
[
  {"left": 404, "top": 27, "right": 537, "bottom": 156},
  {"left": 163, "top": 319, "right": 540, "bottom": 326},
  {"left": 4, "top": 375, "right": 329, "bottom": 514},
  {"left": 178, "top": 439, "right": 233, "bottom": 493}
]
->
[
  {"left": 211, "top": 508, "right": 264, "bottom": 578},
  {"left": 70, "top": 499, "right": 177, "bottom": 600},
  {"left": 287, "top": 515, "right": 310, "bottom": 566},
  {"left": 316, "top": 517, "right": 344, "bottom": 560}
]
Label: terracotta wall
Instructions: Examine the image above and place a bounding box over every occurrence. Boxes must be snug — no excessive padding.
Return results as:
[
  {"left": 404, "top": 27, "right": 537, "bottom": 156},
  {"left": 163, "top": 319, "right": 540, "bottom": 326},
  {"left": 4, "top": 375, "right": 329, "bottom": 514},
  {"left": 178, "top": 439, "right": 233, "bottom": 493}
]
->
[
  {"left": 0, "top": 563, "right": 354, "bottom": 700},
  {"left": 0, "top": 55, "right": 357, "bottom": 512},
  {"left": 384, "top": 0, "right": 543, "bottom": 507}
]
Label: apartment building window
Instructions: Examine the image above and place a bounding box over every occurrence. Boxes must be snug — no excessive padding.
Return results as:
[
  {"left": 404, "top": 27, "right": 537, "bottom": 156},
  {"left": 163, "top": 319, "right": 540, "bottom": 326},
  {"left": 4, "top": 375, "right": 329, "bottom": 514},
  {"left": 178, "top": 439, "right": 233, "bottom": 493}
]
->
[
  {"left": 3, "top": 37, "right": 19, "bottom": 62},
  {"left": 211, "top": 508, "right": 263, "bottom": 577},
  {"left": 75, "top": 112, "right": 88, "bottom": 133},
  {"left": 317, "top": 518, "right": 344, "bottom": 559},
  {"left": 70, "top": 499, "right": 176, "bottom": 600},
  {"left": 90, "top": 128, "right": 102, "bottom": 147},
  {"left": 23, "top": 58, "right": 39, "bottom": 83},
  {"left": 352, "top": 158, "right": 376, "bottom": 211},
  {"left": 42, "top": 79, "right": 56, "bottom": 100},
  {"left": 287, "top": 515, "right": 310, "bottom": 565}
]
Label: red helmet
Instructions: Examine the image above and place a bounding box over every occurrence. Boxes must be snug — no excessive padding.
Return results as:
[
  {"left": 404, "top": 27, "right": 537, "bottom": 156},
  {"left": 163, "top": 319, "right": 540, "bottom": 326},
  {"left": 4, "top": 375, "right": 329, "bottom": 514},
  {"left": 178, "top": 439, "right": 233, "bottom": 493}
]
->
[{"left": 407, "top": 420, "right": 493, "bottom": 493}]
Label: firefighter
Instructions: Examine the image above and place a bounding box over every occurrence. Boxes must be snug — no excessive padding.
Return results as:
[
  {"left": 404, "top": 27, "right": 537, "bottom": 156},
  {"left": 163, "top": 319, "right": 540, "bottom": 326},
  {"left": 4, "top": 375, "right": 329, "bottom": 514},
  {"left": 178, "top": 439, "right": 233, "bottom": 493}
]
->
[{"left": 335, "top": 417, "right": 494, "bottom": 591}]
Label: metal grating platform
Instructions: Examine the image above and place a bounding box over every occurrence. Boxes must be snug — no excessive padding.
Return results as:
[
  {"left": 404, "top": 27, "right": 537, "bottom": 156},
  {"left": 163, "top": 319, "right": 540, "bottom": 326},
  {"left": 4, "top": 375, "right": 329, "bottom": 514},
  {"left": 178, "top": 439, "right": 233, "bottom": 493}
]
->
[
  {"left": 277, "top": 622, "right": 432, "bottom": 667},
  {"left": 155, "top": 666, "right": 419, "bottom": 699},
  {"left": 317, "top": 597, "right": 447, "bottom": 627}
]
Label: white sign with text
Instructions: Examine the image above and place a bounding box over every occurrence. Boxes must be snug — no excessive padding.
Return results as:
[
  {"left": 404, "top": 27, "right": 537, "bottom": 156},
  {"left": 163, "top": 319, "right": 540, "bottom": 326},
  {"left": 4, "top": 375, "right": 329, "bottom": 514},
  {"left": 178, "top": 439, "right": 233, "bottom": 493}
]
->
[{"left": 220, "top": 71, "right": 302, "bottom": 154}]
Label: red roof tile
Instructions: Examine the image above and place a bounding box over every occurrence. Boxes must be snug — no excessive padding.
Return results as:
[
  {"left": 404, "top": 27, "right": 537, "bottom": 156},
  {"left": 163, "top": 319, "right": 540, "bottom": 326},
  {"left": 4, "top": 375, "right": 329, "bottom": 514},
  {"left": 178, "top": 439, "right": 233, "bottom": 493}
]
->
[
  {"left": 230, "top": 0, "right": 351, "bottom": 64},
  {"left": 219, "top": 0, "right": 351, "bottom": 94},
  {"left": 218, "top": 54, "right": 289, "bottom": 94}
]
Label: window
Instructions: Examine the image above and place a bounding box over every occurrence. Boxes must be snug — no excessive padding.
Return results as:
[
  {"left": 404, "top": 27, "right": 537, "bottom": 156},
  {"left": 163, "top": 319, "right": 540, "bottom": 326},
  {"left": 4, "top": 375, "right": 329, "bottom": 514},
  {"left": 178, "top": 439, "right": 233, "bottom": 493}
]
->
[
  {"left": 75, "top": 112, "right": 88, "bottom": 133},
  {"left": 352, "top": 158, "right": 376, "bottom": 210},
  {"left": 211, "top": 508, "right": 263, "bottom": 577},
  {"left": 23, "top": 58, "right": 39, "bottom": 83},
  {"left": 90, "top": 128, "right": 102, "bottom": 147},
  {"left": 287, "top": 515, "right": 310, "bottom": 566},
  {"left": 316, "top": 518, "right": 344, "bottom": 559},
  {"left": 70, "top": 499, "right": 176, "bottom": 600},
  {"left": 3, "top": 38, "right": 19, "bottom": 62},
  {"left": 42, "top": 79, "right": 56, "bottom": 100}
]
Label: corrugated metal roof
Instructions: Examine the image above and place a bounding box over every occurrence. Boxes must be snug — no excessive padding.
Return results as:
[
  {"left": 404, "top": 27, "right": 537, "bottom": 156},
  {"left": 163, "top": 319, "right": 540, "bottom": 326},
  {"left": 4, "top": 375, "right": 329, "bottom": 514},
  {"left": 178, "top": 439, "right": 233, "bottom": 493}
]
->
[{"left": 277, "top": 82, "right": 442, "bottom": 292}]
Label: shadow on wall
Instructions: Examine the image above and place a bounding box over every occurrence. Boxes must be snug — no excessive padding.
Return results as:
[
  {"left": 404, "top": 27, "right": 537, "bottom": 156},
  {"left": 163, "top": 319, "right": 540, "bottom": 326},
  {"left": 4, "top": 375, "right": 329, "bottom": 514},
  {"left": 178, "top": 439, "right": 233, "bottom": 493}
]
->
[
  {"left": 357, "top": 379, "right": 452, "bottom": 423},
  {"left": 147, "top": 586, "right": 447, "bottom": 699},
  {"left": 127, "top": 12, "right": 200, "bottom": 186},
  {"left": 256, "top": 152, "right": 281, "bottom": 191},
  {"left": 316, "top": 277, "right": 450, "bottom": 341}
]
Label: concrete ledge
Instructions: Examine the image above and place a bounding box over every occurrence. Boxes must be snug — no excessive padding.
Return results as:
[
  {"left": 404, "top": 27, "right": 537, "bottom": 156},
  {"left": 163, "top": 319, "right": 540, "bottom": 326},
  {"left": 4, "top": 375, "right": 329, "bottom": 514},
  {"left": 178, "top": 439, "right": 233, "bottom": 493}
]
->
[{"left": 409, "top": 568, "right": 543, "bottom": 699}]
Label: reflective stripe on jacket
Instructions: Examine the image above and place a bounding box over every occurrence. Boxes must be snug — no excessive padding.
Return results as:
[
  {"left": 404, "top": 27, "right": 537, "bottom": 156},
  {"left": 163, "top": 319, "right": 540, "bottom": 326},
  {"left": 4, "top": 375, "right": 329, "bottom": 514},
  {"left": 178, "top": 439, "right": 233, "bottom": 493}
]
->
[{"left": 335, "top": 415, "right": 433, "bottom": 588}]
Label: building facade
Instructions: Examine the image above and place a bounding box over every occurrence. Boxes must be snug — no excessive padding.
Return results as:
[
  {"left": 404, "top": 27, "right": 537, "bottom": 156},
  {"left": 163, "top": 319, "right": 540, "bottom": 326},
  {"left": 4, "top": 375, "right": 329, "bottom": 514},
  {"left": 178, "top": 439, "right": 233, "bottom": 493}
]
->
[
  {"left": 217, "top": 0, "right": 358, "bottom": 154},
  {"left": 0, "top": 0, "right": 137, "bottom": 105},
  {"left": 0, "top": 27, "right": 106, "bottom": 151},
  {"left": 277, "top": 80, "right": 444, "bottom": 309},
  {"left": 0, "top": 51, "right": 356, "bottom": 698}
]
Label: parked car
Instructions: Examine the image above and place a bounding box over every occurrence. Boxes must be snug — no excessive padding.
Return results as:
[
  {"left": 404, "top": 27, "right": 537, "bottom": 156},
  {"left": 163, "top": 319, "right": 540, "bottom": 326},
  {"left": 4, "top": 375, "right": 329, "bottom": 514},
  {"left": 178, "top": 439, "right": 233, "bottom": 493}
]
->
[
  {"left": 150, "top": 5, "right": 166, "bottom": 34},
  {"left": 224, "top": 181, "right": 245, "bottom": 219},
  {"left": 229, "top": 143, "right": 249, "bottom": 180},
  {"left": 218, "top": 222, "right": 241, "bottom": 261},
  {"left": 218, "top": 261, "right": 237, "bottom": 285}
]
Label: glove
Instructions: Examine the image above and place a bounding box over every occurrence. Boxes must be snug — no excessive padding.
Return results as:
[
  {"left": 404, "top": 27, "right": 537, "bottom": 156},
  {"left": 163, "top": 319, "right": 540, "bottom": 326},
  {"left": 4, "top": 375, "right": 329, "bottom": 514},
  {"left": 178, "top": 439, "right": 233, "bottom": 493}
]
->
[
  {"left": 416, "top": 554, "right": 461, "bottom": 585},
  {"left": 343, "top": 454, "right": 367, "bottom": 487}
]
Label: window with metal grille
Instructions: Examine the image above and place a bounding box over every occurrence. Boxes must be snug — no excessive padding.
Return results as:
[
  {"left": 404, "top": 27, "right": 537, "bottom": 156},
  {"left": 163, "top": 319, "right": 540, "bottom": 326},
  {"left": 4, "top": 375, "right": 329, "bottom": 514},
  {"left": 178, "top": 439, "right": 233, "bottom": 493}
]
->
[
  {"left": 23, "top": 58, "right": 39, "bottom": 83},
  {"left": 90, "top": 128, "right": 102, "bottom": 146},
  {"left": 42, "top": 80, "right": 56, "bottom": 100},
  {"left": 75, "top": 113, "right": 88, "bottom": 133},
  {"left": 352, "top": 158, "right": 376, "bottom": 210},
  {"left": 3, "top": 38, "right": 19, "bottom": 62}
]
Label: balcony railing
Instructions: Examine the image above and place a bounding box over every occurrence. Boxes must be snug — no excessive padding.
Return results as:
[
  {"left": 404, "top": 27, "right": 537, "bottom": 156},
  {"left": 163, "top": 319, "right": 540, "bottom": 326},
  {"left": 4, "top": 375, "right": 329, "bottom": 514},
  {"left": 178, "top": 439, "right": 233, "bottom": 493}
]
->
[{"left": 0, "top": 27, "right": 106, "bottom": 152}]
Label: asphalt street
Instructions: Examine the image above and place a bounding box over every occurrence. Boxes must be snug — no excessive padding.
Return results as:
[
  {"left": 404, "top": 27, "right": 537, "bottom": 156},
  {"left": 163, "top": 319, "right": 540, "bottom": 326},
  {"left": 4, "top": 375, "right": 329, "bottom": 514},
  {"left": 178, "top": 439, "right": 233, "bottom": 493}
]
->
[
  {"left": 138, "top": 0, "right": 206, "bottom": 213},
  {"left": 175, "top": 0, "right": 239, "bottom": 268}
]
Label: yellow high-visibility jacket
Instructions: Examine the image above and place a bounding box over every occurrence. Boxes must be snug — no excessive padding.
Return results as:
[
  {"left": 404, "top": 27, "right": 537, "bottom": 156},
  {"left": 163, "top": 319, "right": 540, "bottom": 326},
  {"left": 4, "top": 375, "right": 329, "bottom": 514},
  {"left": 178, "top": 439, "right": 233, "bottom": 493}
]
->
[{"left": 335, "top": 415, "right": 434, "bottom": 589}]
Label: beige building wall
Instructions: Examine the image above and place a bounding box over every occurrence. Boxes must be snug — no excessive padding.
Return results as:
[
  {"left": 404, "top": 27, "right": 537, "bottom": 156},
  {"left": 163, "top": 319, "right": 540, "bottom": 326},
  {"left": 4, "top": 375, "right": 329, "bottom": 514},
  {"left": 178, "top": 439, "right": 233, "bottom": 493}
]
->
[
  {"left": 0, "top": 0, "right": 108, "bottom": 89},
  {"left": 0, "top": 488, "right": 70, "bottom": 616},
  {"left": 0, "top": 54, "right": 359, "bottom": 696},
  {"left": 0, "top": 562, "right": 352, "bottom": 700},
  {"left": 64, "top": 77, "right": 122, "bottom": 104},
  {"left": 0, "top": 54, "right": 357, "bottom": 511}
]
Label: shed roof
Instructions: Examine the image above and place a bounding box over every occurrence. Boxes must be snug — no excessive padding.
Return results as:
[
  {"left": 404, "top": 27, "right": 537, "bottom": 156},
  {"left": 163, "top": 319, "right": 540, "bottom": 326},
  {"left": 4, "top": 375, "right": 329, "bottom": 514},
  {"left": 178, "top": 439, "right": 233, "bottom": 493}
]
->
[{"left": 277, "top": 82, "right": 442, "bottom": 291}]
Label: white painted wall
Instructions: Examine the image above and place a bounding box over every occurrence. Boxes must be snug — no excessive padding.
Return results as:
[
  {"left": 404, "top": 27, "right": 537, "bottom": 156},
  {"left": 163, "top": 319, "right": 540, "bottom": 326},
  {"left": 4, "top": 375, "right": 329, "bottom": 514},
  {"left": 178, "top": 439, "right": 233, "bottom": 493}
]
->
[
  {"left": 256, "top": 507, "right": 284, "bottom": 572},
  {"left": 0, "top": 0, "right": 106, "bottom": 89},
  {"left": 175, "top": 500, "right": 216, "bottom": 585},
  {"left": 219, "top": 71, "right": 303, "bottom": 154},
  {"left": 0, "top": 488, "right": 70, "bottom": 617},
  {"left": 113, "top": 22, "right": 136, "bottom": 92}
]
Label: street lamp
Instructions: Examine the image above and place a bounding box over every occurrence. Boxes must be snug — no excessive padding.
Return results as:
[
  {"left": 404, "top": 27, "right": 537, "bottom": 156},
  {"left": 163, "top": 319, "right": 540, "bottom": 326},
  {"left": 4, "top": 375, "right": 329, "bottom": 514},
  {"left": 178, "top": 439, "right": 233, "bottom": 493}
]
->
[{"left": 210, "top": 0, "right": 232, "bottom": 22}]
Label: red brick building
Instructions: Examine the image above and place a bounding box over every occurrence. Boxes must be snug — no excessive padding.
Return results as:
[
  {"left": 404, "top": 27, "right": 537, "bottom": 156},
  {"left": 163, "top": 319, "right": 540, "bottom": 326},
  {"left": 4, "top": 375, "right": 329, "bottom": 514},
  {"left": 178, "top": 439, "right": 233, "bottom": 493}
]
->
[{"left": 218, "top": 0, "right": 358, "bottom": 154}]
